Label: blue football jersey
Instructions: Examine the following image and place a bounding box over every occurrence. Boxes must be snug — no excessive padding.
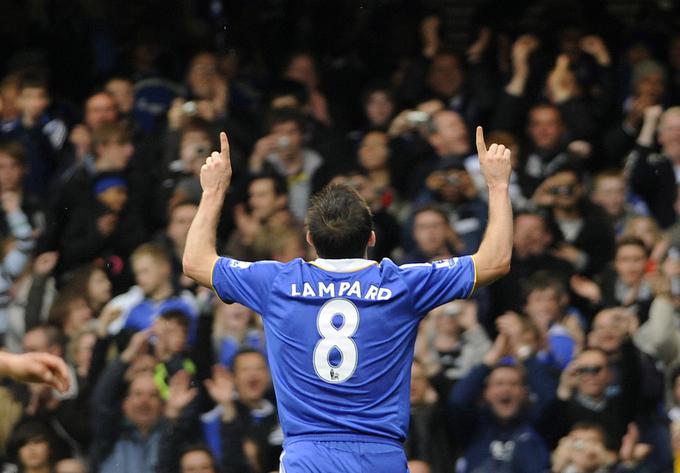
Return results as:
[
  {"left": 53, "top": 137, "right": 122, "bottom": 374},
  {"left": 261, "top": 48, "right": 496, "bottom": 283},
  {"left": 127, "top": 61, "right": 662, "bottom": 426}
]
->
[{"left": 211, "top": 256, "right": 476, "bottom": 443}]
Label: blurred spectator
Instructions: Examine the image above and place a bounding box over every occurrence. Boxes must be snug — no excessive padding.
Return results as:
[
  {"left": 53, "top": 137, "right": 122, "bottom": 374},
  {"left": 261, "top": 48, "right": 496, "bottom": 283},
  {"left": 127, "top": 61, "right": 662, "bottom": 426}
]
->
[
  {"left": 155, "top": 200, "right": 199, "bottom": 289},
  {"left": 348, "top": 84, "right": 396, "bottom": 143},
  {"left": 66, "top": 92, "right": 119, "bottom": 166},
  {"left": 548, "top": 348, "right": 637, "bottom": 450},
  {"left": 225, "top": 172, "right": 293, "bottom": 261},
  {"left": 413, "top": 160, "right": 487, "bottom": 254},
  {"left": 151, "top": 310, "right": 197, "bottom": 402},
  {"left": 448, "top": 332, "right": 555, "bottom": 473},
  {"left": 402, "top": 205, "right": 461, "bottom": 263},
  {"left": 625, "top": 106, "right": 678, "bottom": 228},
  {"left": 62, "top": 264, "right": 113, "bottom": 317},
  {"left": 105, "top": 244, "right": 198, "bottom": 342},
  {"left": 54, "top": 458, "right": 88, "bottom": 473},
  {"left": 6, "top": 420, "right": 59, "bottom": 473},
  {"left": 534, "top": 167, "right": 615, "bottom": 276},
  {"left": 212, "top": 302, "right": 264, "bottom": 369},
  {"left": 405, "top": 359, "right": 455, "bottom": 473},
  {"left": 551, "top": 422, "right": 651, "bottom": 473},
  {"left": 0, "top": 73, "right": 21, "bottom": 126},
  {"left": 44, "top": 121, "right": 136, "bottom": 264},
  {"left": 591, "top": 170, "right": 650, "bottom": 237},
  {"left": 249, "top": 108, "right": 329, "bottom": 221},
  {"left": 0, "top": 71, "right": 67, "bottom": 196},
  {"left": 104, "top": 78, "right": 135, "bottom": 118},
  {"left": 90, "top": 330, "right": 166, "bottom": 473},
  {"left": 58, "top": 173, "right": 146, "bottom": 281},
  {"left": 0, "top": 141, "right": 43, "bottom": 237},
  {"left": 490, "top": 212, "right": 574, "bottom": 317},
  {"left": 416, "top": 299, "right": 490, "bottom": 399},
  {"left": 200, "top": 350, "right": 282, "bottom": 473},
  {"left": 517, "top": 272, "right": 582, "bottom": 371},
  {"left": 0, "top": 179, "right": 35, "bottom": 343},
  {"left": 330, "top": 172, "right": 402, "bottom": 260},
  {"left": 622, "top": 216, "right": 667, "bottom": 264},
  {"left": 570, "top": 238, "right": 654, "bottom": 322},
  {"left": 47, "top": 291, "right": 92, "bottom": 340},
  {"left": 284, "top": 52, "right": 332, "bottom": 127}
]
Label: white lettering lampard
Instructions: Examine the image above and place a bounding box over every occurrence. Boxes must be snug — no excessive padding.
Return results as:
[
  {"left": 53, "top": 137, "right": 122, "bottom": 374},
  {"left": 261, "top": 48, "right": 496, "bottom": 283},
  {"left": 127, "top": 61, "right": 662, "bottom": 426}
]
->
[{"left": 291, "top": 282, "right": 392, "bottom": 300}]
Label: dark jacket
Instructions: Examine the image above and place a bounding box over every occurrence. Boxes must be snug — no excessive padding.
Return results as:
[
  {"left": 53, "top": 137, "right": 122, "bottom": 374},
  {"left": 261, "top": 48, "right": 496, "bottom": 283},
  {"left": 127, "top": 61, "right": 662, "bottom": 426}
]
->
[{"left": 448, "top": 359, "right": 556, "bottom": 473}]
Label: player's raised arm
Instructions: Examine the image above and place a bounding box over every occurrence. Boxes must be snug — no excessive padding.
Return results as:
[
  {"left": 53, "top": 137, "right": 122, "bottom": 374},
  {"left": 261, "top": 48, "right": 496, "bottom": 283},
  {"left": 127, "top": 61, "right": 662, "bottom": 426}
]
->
[
  {"left": 471, "top": 126, "right": 513, "bottom": 286},
  {"left": 183, "top": 132, "right": 232, "bottom": 288}
]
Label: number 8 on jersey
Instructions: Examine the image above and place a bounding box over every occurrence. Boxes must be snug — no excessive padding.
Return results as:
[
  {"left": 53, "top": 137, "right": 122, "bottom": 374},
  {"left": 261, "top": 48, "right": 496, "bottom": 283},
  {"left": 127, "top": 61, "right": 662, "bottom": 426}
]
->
[{"left": 313, "top": 298, "right": 360, "bottom": 383}]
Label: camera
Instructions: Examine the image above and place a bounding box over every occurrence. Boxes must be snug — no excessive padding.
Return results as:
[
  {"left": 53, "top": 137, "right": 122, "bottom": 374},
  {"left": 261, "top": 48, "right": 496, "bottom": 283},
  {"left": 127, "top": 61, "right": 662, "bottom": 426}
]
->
[
  {"left": 181, "top": 101, "right": 197, "bottom": 115},
  {"left": 407, "top": 111, "right": 430, "bottom": 125},
  {"left": 277, "top": 136, "right": 291, "bottom": 149}
]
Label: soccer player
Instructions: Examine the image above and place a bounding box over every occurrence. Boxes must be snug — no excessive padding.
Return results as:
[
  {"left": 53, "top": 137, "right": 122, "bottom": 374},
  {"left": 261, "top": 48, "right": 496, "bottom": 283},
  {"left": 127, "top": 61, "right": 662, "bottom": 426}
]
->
[{"left": 183, "top": 128, "right": 512, "bottom": 472}]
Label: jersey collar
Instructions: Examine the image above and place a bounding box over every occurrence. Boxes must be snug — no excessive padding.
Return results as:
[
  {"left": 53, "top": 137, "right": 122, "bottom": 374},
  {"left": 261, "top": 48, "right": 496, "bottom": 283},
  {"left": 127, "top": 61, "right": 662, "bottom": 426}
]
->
[{"left": 310, "top": 258, "right": 378, "bottom": 272}]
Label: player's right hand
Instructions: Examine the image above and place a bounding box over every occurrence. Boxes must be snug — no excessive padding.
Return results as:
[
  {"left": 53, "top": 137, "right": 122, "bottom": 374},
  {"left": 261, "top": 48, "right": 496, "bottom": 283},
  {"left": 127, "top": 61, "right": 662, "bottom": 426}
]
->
[
  {"left": 3, "top": 352, "right": 70, "bottom": 393},
  {"left": 476, "top": 126, "right": 511, "bottom": 190},
  {"left": 200, "top": 132, "right": 232, "bottom": 195}
]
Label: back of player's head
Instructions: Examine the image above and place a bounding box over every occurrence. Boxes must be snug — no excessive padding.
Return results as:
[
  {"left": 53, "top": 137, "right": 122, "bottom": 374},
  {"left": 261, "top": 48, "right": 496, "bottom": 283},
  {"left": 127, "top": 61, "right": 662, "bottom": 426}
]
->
[{"left": 305, "top": 184, "right": 373, "bottom": 259}]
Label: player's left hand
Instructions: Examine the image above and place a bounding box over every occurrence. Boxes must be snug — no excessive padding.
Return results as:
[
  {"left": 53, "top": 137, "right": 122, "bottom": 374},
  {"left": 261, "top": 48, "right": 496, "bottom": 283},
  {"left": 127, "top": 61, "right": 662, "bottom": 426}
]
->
[
  {"left": 200, "top": 132, "right": 232, "bottom": 196},
  {"left": 3, "top": 352, "right": 70, "bottom": 393},
  {"left": 476, "top": 126, "right": 511, "bottom": 190}
]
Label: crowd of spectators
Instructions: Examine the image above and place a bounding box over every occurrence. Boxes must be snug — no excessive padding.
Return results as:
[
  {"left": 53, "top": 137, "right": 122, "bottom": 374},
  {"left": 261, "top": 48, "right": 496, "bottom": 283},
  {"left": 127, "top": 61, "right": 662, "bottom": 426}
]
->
[{"left": 1, "top": 1, "right": 680, "bottom": 472}]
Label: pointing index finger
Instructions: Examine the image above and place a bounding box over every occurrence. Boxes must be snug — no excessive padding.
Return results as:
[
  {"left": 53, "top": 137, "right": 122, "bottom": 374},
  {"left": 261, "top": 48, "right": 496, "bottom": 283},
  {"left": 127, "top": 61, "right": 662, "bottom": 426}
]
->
[
  {"left": 220, "top": 132, "right": 230, "bottom": 159},
  {"left": 475, "top": 126, "right": 486, "bottom": 156}
]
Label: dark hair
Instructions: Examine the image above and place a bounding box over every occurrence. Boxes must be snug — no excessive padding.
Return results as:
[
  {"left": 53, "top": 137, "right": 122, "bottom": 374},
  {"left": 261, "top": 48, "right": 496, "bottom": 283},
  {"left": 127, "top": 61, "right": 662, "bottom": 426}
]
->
[
  {"left": 18, "top": 69, "right": 49, "bottom": 92},
  {"left": 522, "top": 270, "right": 567, "bottom": 301},
  {"left": 25, "top": 324, "right": 65, "bottom": 351},
  {"left": 62, "top": 263, "right": 107, "bottom": 302},
  {"left": 159, "top": 309, "right": 191, "bottom": 332},
  {"left": 6, "top": 420, "right": 54, "bottom": 463},
  {"left": 268, "top": 107, "right": 306, "bottom": 134},
  {"left": 361, "top": 82, "right": 394, "bottom": 106},
  {"left": 47, "top": 290, "right": 87, "bottom": 330},
  {"left": 529, "top": 101, "right": 562, "bottom": 119},
  {"left": 670, "top": 366, "right": 680, "bottom": 388},
  {"left": 180, "top": 117, "right": 214, "bottom": 140},
  {"left": 232, "top": 347, "right": 266, "bottom": 371},
  {"left": 269, "top": 79, "right": 310, "bottom": 107},
  {"left": 91, "top": 121, "right": 132, "bottom": 150},
  {"left": 413, "top": 204, "right": 449, "bottom": 226},
  {"left": 616, "top": 236, "right": 649, "bottom": 257},
  {"left": 305, "top": 184, "right": 373, "bottom": 258},
  {"left": 179, "top": 444, "right": 218, "bottom": 471},
  {"left": 0, "top": 141, "right": 28, "bottom": 167},
  {"left": 487, "top": 363, "right": 527, "bottom": 385},
  {"left": 249, "top": 172, "right": 288, "bottom": 197}
]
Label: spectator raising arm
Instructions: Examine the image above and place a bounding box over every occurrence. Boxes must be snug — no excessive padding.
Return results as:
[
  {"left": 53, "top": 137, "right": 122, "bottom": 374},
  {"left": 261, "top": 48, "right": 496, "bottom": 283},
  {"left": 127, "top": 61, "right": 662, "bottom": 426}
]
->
[
  {"left": 471, "top": 126, "right": 513, "bottom": 286},
  {"left": 183, "top": 132, "right": 232, "bottom": 288}
]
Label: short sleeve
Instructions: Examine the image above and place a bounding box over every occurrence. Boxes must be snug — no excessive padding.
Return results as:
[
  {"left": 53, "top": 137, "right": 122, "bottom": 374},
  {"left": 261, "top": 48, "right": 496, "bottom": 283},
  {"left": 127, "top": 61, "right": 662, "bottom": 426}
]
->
[
  {"left": 211, "top": 257, "right": 284, "bottom": 314},
  {"left": 398, "top": 255, "right": 477, "bottom": 315}
]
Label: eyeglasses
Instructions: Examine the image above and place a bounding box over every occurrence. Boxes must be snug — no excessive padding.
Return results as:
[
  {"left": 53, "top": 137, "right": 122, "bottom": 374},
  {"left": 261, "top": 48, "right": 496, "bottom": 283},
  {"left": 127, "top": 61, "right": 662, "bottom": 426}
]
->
[{"left": 575, "top": 365, "right": 604, "bottom": 376}]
